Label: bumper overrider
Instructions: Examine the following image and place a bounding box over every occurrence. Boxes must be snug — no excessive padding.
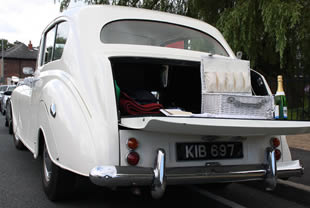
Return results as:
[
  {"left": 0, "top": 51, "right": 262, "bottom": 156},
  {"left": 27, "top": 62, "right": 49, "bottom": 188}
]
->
[{"left": 89, "top": 148, "right": 303, "bottom": 199}]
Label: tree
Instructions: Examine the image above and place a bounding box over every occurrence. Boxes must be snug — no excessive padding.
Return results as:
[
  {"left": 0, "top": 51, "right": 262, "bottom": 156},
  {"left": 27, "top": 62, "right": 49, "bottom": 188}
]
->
[
  {"left": 191, "top": 0, "right": 309, "bottom": 78},
  {"left": 58, "top": 0, "right": 188, "bottom": 14},
  {"left": 0, "top": 39, "right": 14, "bottom": 51}
]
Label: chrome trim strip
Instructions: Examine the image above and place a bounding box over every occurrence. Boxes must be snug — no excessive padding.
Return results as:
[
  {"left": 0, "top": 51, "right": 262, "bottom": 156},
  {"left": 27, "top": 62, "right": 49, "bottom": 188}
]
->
[
  {"left": 89, "top": 166, "right": 153, "bottom": 186},
  {"left": 89, "top": 161, "right": 302, "bottom": 185},
  {"left": 277, "top": 160, "right": 304, "bottom": 178},
  {"left": 151, "top": 149, "right": 166, "bottom": 199},
  {"left": 89, "top": 157, "right": 303, "bottom": 199},
  {"left": 165, "top": 165, "right": 267, "bottom": 184},
  {"left": 265, "top": 147, "right": 277, "bottom": 190}
]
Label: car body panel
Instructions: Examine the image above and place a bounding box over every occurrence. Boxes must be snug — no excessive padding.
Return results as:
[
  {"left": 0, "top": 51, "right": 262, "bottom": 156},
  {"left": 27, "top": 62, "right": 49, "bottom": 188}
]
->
[{"left": 9, "top": 5, "right": 307, "bottom": 183}]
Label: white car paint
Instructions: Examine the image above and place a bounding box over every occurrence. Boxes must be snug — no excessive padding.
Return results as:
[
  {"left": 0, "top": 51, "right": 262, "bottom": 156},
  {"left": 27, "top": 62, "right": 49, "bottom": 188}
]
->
[{"left": 10, "top": 5, "right": 309, "bottom": 185}]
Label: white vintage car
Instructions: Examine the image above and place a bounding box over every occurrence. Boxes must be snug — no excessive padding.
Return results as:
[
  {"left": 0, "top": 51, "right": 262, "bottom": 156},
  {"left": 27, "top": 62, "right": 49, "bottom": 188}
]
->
[{"left": 10, "top": 5, "right": 310, "bottom": 200}]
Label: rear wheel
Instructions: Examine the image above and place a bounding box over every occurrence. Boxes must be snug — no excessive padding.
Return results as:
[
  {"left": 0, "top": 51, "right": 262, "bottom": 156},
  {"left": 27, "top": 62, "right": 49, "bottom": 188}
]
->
[
  {"left": 12, "top": 116, "right": 25, "bottom": 150},
  {"left": 13, "top": 132, "right": 26, "bottom": 150},
  {"left": 8, "top": 104, "right": 13, "bottom": 134},
  {"left": 8, "top": 120, "right": 13, "bottom": 134},
  {"left": 42, "top": 143, "right": 76, "bottom": 201},
  {"left": 1, "top": 107, "right": 5, "bottom": 115},
  {"left": 5, "top": 118, "right": 8, "bottom": 127}
]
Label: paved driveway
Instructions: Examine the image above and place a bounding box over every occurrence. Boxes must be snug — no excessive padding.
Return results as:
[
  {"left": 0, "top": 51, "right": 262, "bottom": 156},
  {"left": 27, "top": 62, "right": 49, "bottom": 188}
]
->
[{"left": 287, "top": 134, "right": 310, "bottom": 151}]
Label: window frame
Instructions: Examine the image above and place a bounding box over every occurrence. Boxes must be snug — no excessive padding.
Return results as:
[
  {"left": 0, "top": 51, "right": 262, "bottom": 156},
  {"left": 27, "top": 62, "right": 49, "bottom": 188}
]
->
[
  {"left": 53, "top": 21, "right": 69, "bottom": 61},
  {"left": 42, "top": 26, "right": 57, "bottom": 65},
  {"left": 40, "top": 20, "right": 69, "bottom": 66}
]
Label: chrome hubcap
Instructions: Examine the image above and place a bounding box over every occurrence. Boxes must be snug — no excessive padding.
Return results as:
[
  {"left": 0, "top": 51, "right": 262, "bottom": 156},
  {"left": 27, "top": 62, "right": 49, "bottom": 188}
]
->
[{"left": 43, "top": 146, "right": 52, "bottom": 183}]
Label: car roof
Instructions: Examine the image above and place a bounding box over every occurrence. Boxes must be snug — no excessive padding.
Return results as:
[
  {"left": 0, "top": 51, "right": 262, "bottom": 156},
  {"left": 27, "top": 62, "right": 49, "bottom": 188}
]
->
[
  {"left": 41, "top": 5, "right": 236, "bottom": 61},
  {"left": 65, "top": 5, "right": 233, "bottom": 57}
]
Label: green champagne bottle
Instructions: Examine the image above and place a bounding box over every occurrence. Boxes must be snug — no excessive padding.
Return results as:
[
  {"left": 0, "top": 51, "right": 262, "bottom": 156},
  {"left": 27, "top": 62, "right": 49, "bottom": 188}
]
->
[{"left": 274, "top": 75, "right": 287, "bottom": 120}]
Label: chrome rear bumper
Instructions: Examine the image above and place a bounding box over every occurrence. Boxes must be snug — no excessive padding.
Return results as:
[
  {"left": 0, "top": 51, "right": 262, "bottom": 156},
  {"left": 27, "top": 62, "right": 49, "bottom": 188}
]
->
[{"left": 89, "top": 148, "right": 303, "bottom": 198}]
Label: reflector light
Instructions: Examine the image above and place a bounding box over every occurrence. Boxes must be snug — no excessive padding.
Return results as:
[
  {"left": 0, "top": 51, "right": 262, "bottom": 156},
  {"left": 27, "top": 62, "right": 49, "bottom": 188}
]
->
[
  {"left": 127, "top": 151, "right": 140, "bottom": 166},
  {"left": 270, "top": 137, "right": 281, "bottom": 148},
  {"left": 127, "top": 138, "right": 139, "bottom": 150},
  {"left": 275, "top": 149, "right": 282, "bottom": 160}
]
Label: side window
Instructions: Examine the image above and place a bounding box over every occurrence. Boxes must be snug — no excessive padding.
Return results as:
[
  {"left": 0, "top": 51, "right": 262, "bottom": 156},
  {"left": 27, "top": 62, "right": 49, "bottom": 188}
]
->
[
  {"left": 43, "top": 27, "right": 56, "bottom": 64},
  {"left": 53, "top": 22, "right": 69, "bottom": 60},
  {"left": 41, "top": 21, "right": 69, "bottom": 66}
]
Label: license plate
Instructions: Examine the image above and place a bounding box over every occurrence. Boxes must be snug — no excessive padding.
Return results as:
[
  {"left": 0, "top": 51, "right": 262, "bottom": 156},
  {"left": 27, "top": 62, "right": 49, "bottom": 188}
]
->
[{"left": 176, "top": 142, "right": 243, "bottom": 161}]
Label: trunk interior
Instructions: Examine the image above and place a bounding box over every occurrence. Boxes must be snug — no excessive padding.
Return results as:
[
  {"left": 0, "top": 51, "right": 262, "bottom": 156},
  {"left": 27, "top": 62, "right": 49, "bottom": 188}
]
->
[{"left": 110, "top": 57, "right": 269, "bottom": 117}]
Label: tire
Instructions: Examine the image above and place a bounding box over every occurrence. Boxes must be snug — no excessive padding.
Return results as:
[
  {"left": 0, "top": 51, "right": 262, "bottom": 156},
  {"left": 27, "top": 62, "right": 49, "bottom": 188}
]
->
[
  {"left": 11, "top": 109, "right": 25, "bottom": 150},
  {"left": 8, "top": 120, "right": 13, "bottom": 134},
  {"left": 1, "top": 105, "right": 5, "bottom": 115},
  {"left": 8, "top": 103, "right": 13, "bottom": 134},
  {"left": 13, "top": 132, "right": 26, "bottom": 150},
  {"left": 13, "top": 133, "right": 26, "bottom": 150},
  {"left": 42, "top": 143, "right": 76, "bottom": 201}
]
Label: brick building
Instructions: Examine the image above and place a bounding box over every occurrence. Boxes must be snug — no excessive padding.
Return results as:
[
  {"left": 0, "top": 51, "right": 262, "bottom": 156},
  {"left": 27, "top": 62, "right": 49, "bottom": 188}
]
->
[{"left": 0, "top": 41, "right": 38, "bottom": 84}]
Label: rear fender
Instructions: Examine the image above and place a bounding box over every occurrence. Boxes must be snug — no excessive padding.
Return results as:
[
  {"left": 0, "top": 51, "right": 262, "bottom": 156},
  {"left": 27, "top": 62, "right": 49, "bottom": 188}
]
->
[
  {"left": 37, "top": 79, "right": 97, "bottom": 176},
  {"left": 33, "top": 101, "right": 59, "bottom": 161}
]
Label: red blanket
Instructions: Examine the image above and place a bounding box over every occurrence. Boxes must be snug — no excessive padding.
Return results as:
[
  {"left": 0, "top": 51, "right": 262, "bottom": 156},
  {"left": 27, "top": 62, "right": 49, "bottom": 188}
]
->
[{"left": 120, "top": 92, "right": 162, "bottom": 115}]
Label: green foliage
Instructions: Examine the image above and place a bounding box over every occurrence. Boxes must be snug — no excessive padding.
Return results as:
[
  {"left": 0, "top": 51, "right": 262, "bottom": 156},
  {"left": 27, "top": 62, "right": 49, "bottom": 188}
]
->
[
  {"left": 215, "top": 0, "right": 303, "bottom": 69},
  {"left": 216, "top": 1, "right": 261, "bottom": 66},
  {"left": 0, "top": 39, "right": 14, "bottom": 51},
  {"left": 192, "top": 0, "right": 309, "bottom": 79},
  {"left": 59, "top": 0, "right": 71, "bottom": 12},
  {"left": 58, "top": 0, "right": 188, "bottom": 14},
  {"left": 260, "top": 0, "right": 302, "bottom": 66}
]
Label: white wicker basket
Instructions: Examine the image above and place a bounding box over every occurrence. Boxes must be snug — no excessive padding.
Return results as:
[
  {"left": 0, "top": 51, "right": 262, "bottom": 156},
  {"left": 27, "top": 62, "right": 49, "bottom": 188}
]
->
[{"left": 201, "top": 93, "right": 274, "bottom": 120}]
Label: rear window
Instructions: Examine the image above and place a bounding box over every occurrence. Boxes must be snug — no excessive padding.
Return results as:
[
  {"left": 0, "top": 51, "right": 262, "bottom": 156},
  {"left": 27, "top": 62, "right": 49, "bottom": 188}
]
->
[{"left": 100, "top": 20, "right": 228, "bottom": 57}]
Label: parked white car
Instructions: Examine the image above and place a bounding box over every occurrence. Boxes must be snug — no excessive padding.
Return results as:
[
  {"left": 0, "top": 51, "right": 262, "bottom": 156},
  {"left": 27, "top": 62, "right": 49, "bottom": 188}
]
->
[
  {"left": 10, "top": 5, "right": 310, "bottom": 201},
  {"left": 1, "top": 85, "right": 16, "bottom": 115},
  {"left": 0, "top": 85, "right": 15, "bottom": 107}
]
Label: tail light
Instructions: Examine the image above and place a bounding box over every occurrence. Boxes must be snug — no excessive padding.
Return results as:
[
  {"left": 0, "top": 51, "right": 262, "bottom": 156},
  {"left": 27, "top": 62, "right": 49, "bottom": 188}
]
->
[
  {"left": 127, "top": 138, "right": 139, "bottom": 150},
  {"left": 270, "top": 137, "right": 280, "bottom": 148},
  {"left": 127, "top": 151, "right": 140, "bottom": 166},
  {"left": 275, "top": 149, "right": 282, "bottom": 160}
]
